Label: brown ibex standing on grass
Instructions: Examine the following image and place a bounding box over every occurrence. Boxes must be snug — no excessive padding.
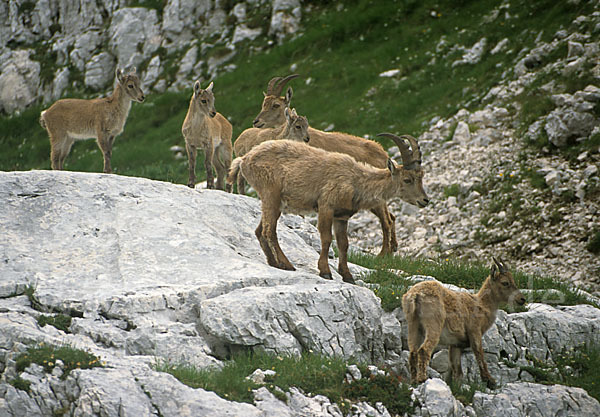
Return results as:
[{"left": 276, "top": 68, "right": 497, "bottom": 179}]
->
[
  {"left": 232, "top": 107, "right": 310, "bottom": 193},
  {"left": 182, "top": 81, "right": 233, "bottom": 191},
  {"left": 227, "top": 133, "right": 428, "bottom": 283},
  {"left": 40, "top": 68, "right": 145, "bottom": 173},
  {"left": 402, "top": 257, "right": 526, "bottom": 389},
  {"left": 250, "top": 75, "right": 399, "bottom": 257}
]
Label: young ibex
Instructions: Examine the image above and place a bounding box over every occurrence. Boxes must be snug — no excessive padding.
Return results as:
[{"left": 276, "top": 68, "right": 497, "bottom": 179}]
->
[
  {"left": 251, "top": 75, "right": 398, "bottom": 257},
  {"left": 402, "top": 257, "right": 526, "bottom": 389},
  {"left": 227, "top": 134, "right": 428, "bottom": 284},
  {"left": 182, "top": 81, "right": 233, "bottom": 191},
  {"left": 40, "top": 67, "right": 145, "bottom": 173},
  {"left": 233, "top": 107, "right": 310, "bottom": 193}
]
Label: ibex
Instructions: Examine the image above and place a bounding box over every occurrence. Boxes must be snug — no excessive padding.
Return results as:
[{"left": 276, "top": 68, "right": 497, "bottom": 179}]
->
[
  {"left": 402, "top": 257, "right": 526, "bottom": 389},
  {"left": 182, "top": 81, "right": 233, "bottom": 191},
  {"left": 251, "top": 75, "right": 398, "bottom": 257},
  {"left": 39, "top": 68, "right": 145, "bottom": 173},
  {"left": 227, "top": 134, "right": 428, "bottom": 284},
  {"left": 233, "top": 107, "right": 310, "bottom": 194}
]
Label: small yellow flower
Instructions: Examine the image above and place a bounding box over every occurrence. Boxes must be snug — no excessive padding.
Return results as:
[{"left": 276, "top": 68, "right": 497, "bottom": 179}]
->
[
  {"left": 77, "top": 362, "right": 81, "bottom": 366},
  {"left": 48, "top": 362, "right": 53, "bottom": 367}
]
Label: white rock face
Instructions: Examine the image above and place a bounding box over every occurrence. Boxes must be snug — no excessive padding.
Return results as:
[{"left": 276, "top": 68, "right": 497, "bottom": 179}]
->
[
  {"left": 0, "top": 171, "right": 599, "bottom": 416},
  {"left": 0, "top": 50, "right": 40, "bottom": 114}
]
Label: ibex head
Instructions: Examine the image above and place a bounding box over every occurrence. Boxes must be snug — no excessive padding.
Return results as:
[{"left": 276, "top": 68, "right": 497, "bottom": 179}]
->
[
  {"left": 377, "top": 133, "right": 429, "bottom": 208},
  {"left": 117, "top": 67, "right": 145, "bottom": 103},
  {"left": 193, "top": 81, "right": 216, "bottom": 118},
  {"left": 490, "top": 257, "right": 526, "bottom": 307},
  {"left": 283, "top": 108, "right": 310, "bottom": 143},
  {"left": 253, "top": 74, "right": 299, "bottom": 128}
]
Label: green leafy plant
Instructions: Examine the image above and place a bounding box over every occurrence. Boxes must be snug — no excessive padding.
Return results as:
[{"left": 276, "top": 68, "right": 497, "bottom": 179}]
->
[
  {"left": 37, "top": 314, "right": 72, "bottom": 333},
  {"left": 15, "top": 343, "right": 104, "bottom": 379}
]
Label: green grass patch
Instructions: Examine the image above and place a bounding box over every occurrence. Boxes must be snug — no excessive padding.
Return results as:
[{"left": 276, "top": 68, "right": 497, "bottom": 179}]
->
[
  {"left": 350, "top": 252, "right": 598, "bottom": 312},
  {"left": 448, "top": 380, "right": 486, "bottom": 405},
  {"left": 520, "top": 346, "right": 600, "bottom": 402},
  {"left": 8, "top": 376, "right": 31, "bottom": 393},
  {"left": 155, "top": 351, "right": 414, "bottom": 415},
  {"left": 37, "top": 314, "right": 72, "bottom": 333},
  {"left": 443, "top": 183, "right": 460, "bottom": 198},
  {"left": 15, "top": 343, "right": 104, "bottom": 379},
  {"left": 586, "top": 230, "right": 600, "bottom": 255},
  {"left": 2, "top": 0, "right": 595, "bottom": 184}
]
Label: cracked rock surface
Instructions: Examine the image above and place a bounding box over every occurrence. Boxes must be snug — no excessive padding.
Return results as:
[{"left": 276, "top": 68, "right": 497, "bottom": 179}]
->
[{"left": 1, "top": 171, "right": 599, "bottom": 416}]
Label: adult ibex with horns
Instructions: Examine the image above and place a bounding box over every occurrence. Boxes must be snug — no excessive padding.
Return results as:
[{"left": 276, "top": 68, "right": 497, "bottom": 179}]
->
[
  {"left": 227, "top": 133, "right": 429, "bottom": 283},
  {"left": 243, "top": 75, "right": 401, "bottom": 257}
]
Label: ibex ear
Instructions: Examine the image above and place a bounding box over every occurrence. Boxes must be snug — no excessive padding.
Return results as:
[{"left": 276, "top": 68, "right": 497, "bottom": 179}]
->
[
  {"left": 284, "top": 107, "right": 291, "bottom": 122},
  {"left": 206, "top": 81, "right": 214, "bottom": 92},
  {"left": 291, "top": 108, "right": 298, "bottom": 118},
  {"left": 491, "top": 263, "right": 499, "bottom": 280},
  {"left": 130, "top": 67, "right": 137, "bottom": 75},
  {"left": 116, "top": 68, "right": 125, "bottom": 84},
  {"left": 387, "top": 158, "right": 396, "bottom": 175},
  {"left": 194, "top": 81, "right": 201, "bottom": 95},
  {"left": 263, "top": 91, "right": 267, "bottom": 97},
  {"left": 285, "top": 87, "right": 293, "bottom": 105}
]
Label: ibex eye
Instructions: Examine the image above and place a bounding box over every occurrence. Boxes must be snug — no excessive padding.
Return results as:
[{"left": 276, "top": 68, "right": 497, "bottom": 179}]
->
[
  {"left": 404, "top": 179, "right": 412, "bottom": 184},
  {"left": 502, "top": 282, "right": 509, "bottom": 287},
  {"left": 201, "top": 100, "right": 207, "bottom": 104},
  {"left": 273, "top": 104, "right": 280, "bottom": 108},
  {"left": 296, "top": 125, "right": 301, "bottom": 129},
  {"left": 128, "top": 85, "right": 133, "bottom": 89}
]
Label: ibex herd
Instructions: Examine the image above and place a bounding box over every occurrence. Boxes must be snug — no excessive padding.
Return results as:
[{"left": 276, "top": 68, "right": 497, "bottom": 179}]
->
[{"left": 40, "top": 71, "right": 525, "bottom": 389}]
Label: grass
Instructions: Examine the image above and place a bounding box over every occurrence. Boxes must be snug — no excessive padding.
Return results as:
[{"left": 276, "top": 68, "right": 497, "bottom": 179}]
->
[
  {"left": 2, "top": 0, "right": 596, "bottom": 186},
  {"left": 155, "top": 351, "right": 414, "bottom": 415},
  {"left": 350, "top": 252, "right": 599, "bottom": 312},
  {"left": 519, "top": 345, "right": 600, "bottom": 402},
  {"left": 448, "top": 380, "right": 486, "bottom": 405},
  {"left": 587, "top": 230, "right": 600, "bottom": 255},
  {"left": 37, "top": 314, "right": 72, "bottom": 333},
  {"left": 8, "top": 376, "right": 31, "bottom": 393},
  {"left": 15, "top": 343, "right": 104, "bottom": 379}
]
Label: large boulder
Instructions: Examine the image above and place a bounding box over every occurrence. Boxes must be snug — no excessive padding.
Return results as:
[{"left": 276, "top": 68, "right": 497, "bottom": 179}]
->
[{"left": 0, "top": 50, "right": 40, "bottom": 114}]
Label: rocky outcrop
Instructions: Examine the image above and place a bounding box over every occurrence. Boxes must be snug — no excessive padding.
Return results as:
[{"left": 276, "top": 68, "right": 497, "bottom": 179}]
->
[
  {"left": 0, "top": 0, "right": 304, "bottom": 114},
  {"left": 0, "top": 171, "right": 599, "bottom": 416}
]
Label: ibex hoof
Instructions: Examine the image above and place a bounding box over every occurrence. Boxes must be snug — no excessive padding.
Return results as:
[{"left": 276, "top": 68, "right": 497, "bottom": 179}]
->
[
  {"left": 320, "top": 273, "right": 333, "bottom": 280},
  {"left": 342, "top": 275, "right": 355, "bottom": 284},
  {"left": 277, "top": 263, "right": 295, "bottom": 271},
  {"left": 187, "top": 182, "right": 195, "bottom": 189},
  {"left": 486, "top": 378, "right": 497, "bottom": 390}
]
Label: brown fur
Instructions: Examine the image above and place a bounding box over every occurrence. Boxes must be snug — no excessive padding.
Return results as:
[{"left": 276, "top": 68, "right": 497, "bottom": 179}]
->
[
  {"left": 233, "top": 108, "right": 310, "bottom": 194},
  {"left": 250, "top": 84, "right": 398, "bottom": 256},
  {"left": 402, "top": 258, "right": 526, "bottom": 388},
  {"left": 40, "top": 68, "right": 145, "bottom": 173},
  {"left": 182, "top": 81, "right": 233, "bottom": 191},
  {"left": 227, "top": 139, "right": 428, "bottom": 283}
]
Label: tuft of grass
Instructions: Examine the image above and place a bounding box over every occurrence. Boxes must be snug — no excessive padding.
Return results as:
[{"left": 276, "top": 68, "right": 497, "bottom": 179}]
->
[
  {"left": 37, "top": 314, "right": 72, "bottom": 333},
  {"left": 350, "top": 253, "right": 598, "bottom": 312},
  {"left": 586, "top": 230, "right": 600, "bottom": 255},
  {"left": 448, "top": 380, "right": 486, "bottom": 405},
  {"left": 15, "top": 343, "right": 104, "bottom": 379},
  {"left": 443, "top": 183, "right": 460, "bottom": 199},
  {"left": 155, "top": 351, "right": 414, "bottom": 414},
  {"left": 9, "top": 376, "right": 31, "bottom": 393},
  {"left": 519, "top": 345, "right": 600, "bottom": 402}
]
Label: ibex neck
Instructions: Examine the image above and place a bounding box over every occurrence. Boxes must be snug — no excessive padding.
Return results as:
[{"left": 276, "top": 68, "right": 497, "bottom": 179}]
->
[
  {"left": 111, "top": 83, "right": 131, "bottom": 107},
  {"left": 354, "top": 167, "right": 393, "bottom": 209},
  {"left": 476, "top": 277, "right": 501, "bottom": 312}
]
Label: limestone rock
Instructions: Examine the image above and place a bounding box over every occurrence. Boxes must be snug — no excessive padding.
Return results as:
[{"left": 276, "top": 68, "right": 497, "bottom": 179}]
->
[
  {"left": 0, "top": 50, "right": 40, "bottom": 114},
  {"left": 473, "top": 382, "right": 600, "bottom": 417},
  {"left": 84, "top": 52, "right": 116, "bottom": 90},
  {"left": 108, "top": 7, "right": 161, "bottom": 69}
]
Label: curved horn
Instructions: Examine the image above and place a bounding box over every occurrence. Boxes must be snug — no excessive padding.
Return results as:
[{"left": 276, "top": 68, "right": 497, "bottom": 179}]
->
[
  {"left": 377, "top": 133, "right": 413, "bottom": 168},
  {"left": 400, "top": 134, "right": 422, "bottom": 166},
  {"left": 266, "top": 74, "right": 299, "bottom": 96},
  {"left": 492, "top": 257, "right": 507, "bottom": 273}
]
